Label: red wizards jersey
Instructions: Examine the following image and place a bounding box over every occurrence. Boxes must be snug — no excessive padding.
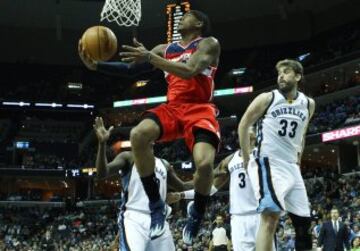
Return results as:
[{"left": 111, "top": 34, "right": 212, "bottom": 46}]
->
[{"left": 164, "top": 37, "right": 217, "bottom": 103}]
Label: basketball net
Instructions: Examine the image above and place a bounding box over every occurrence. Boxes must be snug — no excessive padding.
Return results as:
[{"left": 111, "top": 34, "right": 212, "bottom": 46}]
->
[{"left": 100, "top": 0, "right": 141, "bottom": 27}]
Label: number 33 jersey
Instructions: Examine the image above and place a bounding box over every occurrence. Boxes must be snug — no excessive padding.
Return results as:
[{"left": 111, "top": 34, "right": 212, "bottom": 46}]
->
[
  {"left": 256, "top": 89, "right": 311, "bottom": 163},
  {"left": 228, "top": 151, "right": 258, "bottom": 215}
]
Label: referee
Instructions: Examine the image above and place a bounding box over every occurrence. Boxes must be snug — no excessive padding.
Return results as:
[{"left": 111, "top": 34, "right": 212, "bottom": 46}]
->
[{"left": 209, "top": 215, "right": 231, "bottom": 251}]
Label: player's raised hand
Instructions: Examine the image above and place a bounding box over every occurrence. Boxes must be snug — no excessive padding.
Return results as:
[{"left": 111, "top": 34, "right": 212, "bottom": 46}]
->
[
  {"left": 119, "top": 38, "right": 152, "bottom": 64},
  {"left": 166, "top": 192, "right": 182, "bottom": 204},
  {"left": 93, "top": 117, "right": 114, "bottom": 143},
  {"left": 78, "top": 39, "right": 98, "bottom": 71}
]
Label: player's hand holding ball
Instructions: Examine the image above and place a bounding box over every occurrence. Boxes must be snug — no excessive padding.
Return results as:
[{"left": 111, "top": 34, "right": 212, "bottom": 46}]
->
[
  {"left": 93, "top": 117, "right": 114, "bottom": 143},
  {"left": 78, "top": 39, "right": 98, "bottom": 71},
  {"left": 78, "top": 26, "right": 118, "bottom": 71}
]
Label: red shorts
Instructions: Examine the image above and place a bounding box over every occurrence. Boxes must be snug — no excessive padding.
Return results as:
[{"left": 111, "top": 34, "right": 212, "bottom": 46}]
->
[{"left": 145, "top": 103, "right": 221, "bottom": 151}]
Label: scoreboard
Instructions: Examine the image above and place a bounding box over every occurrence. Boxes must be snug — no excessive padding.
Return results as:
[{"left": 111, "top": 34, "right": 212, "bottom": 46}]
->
[{"left": 166, "top": 1, "right": 191, "bottom": 43}]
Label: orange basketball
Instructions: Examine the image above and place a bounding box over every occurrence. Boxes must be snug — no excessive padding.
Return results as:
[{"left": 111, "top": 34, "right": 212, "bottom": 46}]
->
[{"left": 81, "top": 26, "right": 118, "bottom": 61}]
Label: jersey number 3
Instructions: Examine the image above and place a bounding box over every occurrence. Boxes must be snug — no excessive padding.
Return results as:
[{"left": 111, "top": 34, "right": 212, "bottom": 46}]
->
[
  {"left": 238, "top": 173, "right": 246, "bottom": 188},
  {"left": 278, "top": 119, "right": 298, "bottom": 138}
]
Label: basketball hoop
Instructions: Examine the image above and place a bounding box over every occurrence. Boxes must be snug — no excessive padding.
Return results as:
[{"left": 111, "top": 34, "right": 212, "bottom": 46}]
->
[{"left": 100, "top": 0, "right": 141, "bottom": 27}]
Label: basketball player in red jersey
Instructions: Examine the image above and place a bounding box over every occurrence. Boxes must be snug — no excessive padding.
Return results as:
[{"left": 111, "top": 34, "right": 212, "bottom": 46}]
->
[{"left": 79, "top": 10, "right": 221, "bottom": 244}]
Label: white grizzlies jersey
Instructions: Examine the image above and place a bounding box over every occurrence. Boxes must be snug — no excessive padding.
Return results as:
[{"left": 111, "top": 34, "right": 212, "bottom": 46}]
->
[
  {"left": 120, "top": 158, "right": 168, "bottom": 213},
  {"left": 228, "top": 151, "right": 258, "bottom": 215},
  {"left": 256, "top": 89, "right": 310, "bottom": 163}
]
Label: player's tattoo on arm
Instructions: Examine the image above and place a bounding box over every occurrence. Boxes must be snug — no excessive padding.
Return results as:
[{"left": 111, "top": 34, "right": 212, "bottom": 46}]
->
[{"left": 185, "top": 37, "right": 220, "bottom": 74}]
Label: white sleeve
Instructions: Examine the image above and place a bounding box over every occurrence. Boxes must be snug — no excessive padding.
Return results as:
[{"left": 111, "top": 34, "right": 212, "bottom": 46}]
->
[{"left": 183, "top": 185, "right": 218, "bottom": 199}]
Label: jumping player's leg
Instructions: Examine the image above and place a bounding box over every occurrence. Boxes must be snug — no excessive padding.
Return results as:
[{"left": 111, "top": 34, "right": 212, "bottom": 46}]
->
[
  {"left": 130, "top": 118, "right": 160, "bottom": 177},
  {"left": 193, "top": 130, "right": 217, "bottom": 207},
  {"left": 256, "top": 212, "right": 280, "bottom": 251},
  {"left": 129, "top": 117, "right": 163, "bottom": 239},
  {"left": 183, "top": 129, "right": 218, "bottom": 244},
  {"left": 130, "top": 105, "right": 180, "bottom": 239}
]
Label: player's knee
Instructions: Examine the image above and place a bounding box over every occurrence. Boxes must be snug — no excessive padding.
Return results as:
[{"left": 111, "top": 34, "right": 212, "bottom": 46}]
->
[
  {"left": 130, "top": 122, "right": 158, "bottom": 147},
  {"left": 289, "top": 213, "right": 312, "bottom": 250},
  {"left": 130, "top": 126, "right": 144, "bottom": 146},
  {"left": 194, "top": 154, "right": 213, "bottom": 175}
]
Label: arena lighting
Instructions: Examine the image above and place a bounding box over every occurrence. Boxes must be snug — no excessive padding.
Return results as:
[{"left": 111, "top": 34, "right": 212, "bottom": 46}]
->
[
  {"left": 135, "top": 80, "right": 149, "bottom": 87},
  {"left": 2, "top": 101, "right": 30, "bottom": 107},
  {"left": 297, "top": 52, "right": 311, "bottom": 62},
  {"left": 113, "top": 86, "right": 253, "bottom": 108},
  {"left": 67, "top": 82, "right": 83, "bottom": 89},
  {"left": 15, "top": 141, "right": 30, "bottom": 149},
  {"left": 231, "top": 68, "right": 247, "bottom": 76},
  {"left": 66, "top": 104, "right": 95, "bottom": 109},
  {"left": 35, "top": 103, "right": 63, "bottom": 108},
  {"left": 321, "top": 124, "right": 360, "bottom": 142}
]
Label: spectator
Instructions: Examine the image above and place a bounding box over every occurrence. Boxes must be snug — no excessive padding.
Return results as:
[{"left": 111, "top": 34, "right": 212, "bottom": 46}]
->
[
  {"left": 352, "top": 237, "right": 360, "bottom": 251},
  {"left": 318, "top": 208, "right": 351, "bottom": 251}
]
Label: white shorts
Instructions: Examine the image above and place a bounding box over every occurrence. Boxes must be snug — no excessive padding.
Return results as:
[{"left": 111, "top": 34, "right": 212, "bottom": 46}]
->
[
  {"left": 248, "top": 156, "right": 310, "bottom": 217},
  {"left": 118, "top": 210, "right": 175, "bottom": 251},
  {"left": 231, "top": 214, "right": 260, "bottom": 251}
]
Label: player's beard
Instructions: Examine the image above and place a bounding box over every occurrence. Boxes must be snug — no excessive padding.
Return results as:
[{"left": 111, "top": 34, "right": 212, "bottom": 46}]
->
[{"left": 278, "top": 81, "right": 296, "bottom": 93}]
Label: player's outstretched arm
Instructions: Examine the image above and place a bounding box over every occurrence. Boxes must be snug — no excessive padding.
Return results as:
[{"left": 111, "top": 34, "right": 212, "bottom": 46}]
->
[
  {"left": 94, "top": 117, "right": 132, "bottom": 179},
  {"left": 120, "top": 37, "right": 220, "bottom": 79},
  {"left": 238, "top": 92, "right": 273, "bottom": 164},
  {"left": 78, "top": 39, "right": 162, "bottom": 76}
]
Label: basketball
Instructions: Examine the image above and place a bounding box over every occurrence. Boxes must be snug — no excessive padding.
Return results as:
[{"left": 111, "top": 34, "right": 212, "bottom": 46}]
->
[{"left": 81, "top": 26, "right": 118, "bottom": 61}]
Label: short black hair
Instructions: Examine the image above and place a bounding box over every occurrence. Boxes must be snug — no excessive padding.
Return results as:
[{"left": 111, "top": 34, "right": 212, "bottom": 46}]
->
[{"left": 188, "top": 10, "right": 211, "bottom": 36}]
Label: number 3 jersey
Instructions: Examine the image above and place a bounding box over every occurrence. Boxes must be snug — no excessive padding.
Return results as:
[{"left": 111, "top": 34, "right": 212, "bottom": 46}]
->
[
  {"left": 228, "top": 150, "right": 257, "bottom": 215},
  {"left": 256, "top": 89, "right": 311, "bottom": 163}
]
